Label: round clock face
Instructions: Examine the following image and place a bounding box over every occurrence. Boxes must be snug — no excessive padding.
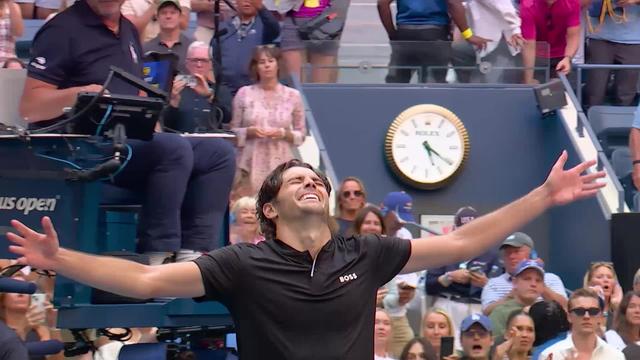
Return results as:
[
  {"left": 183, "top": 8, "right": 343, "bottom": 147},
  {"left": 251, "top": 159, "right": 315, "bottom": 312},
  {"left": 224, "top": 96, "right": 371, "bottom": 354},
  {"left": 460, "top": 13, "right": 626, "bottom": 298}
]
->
[{"left": 385, "top": 105, "right": 470, "bottom": 189}]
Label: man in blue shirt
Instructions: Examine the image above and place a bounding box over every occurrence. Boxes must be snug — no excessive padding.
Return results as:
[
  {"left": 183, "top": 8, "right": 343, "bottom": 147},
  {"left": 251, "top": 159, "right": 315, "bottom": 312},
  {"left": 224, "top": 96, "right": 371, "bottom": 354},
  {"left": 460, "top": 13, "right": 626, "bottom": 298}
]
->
[
  {"left": 585, "top": 1, "right": 640, "bottom": 107},
  {"left": 377, "top": 0, "right": 489, "bottom": 83},
  {"left": 19, "top": 0, "right": 236, "bottom": 264},
  {"left": 211, "top": 0, "right": 280, "bottom": 95}
]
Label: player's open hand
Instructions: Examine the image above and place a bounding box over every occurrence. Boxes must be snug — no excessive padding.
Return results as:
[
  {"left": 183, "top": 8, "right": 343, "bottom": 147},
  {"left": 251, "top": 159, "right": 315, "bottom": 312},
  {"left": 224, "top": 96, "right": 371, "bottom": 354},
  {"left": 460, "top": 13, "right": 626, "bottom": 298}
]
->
[
  {"left": 542, "top": 151, "right": 605, "bottom": 207},
  {"left": 6, "top": 217, "right": 60, "bottom": 271}
]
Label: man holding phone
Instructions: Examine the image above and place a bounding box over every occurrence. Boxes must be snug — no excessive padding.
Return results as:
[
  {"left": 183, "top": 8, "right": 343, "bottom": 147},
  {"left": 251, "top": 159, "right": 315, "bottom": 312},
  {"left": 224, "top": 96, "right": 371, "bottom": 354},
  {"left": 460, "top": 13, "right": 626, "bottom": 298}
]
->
[{"left": 425, "top": 207, "right": 501, "bottom": 346}]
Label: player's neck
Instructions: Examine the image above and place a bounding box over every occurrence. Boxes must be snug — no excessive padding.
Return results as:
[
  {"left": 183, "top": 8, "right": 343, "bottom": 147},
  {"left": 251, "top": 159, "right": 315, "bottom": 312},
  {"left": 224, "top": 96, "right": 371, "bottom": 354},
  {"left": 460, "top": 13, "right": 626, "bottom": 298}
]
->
[{"left": 277, "top": 217, "right": 332, "bottom": 258}]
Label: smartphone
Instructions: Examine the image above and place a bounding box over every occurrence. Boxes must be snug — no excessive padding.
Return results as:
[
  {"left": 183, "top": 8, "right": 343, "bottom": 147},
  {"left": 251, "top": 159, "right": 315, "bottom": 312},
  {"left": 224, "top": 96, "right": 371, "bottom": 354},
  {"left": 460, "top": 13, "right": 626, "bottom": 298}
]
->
[
  {"left": 175, "top": 74, "right": 197, "bottom": 88},
  {"left": 30, "top": 293, "right": 46, "bottom": 313},
  {"left": 468, "top": 264, "right": 484, "bottom": 275},
  {"left": 440, "top": 336, "right": 454, "bottom": 359}
]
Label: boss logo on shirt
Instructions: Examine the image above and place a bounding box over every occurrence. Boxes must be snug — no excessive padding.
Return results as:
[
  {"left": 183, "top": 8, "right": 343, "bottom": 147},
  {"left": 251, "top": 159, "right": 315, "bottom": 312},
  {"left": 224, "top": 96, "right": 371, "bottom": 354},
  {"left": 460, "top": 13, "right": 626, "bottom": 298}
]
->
[{"left": 339, "top": 273, "right": 358, "bottom": 283}]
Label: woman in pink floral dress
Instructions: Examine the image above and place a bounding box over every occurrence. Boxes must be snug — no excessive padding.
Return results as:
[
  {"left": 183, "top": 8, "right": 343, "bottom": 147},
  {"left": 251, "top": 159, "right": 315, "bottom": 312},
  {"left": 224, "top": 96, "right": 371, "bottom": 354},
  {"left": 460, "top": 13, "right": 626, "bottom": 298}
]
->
[{"left": 230, "top": 46, "right": 306, "bottom": 198}]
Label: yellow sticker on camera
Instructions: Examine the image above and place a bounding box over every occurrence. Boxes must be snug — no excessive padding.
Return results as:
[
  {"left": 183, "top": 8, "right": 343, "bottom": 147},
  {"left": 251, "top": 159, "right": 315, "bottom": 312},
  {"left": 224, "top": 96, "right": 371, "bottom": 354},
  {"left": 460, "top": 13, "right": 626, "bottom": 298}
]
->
[{"left": 304, "top": 0, "right": 319, "bottom": 8}]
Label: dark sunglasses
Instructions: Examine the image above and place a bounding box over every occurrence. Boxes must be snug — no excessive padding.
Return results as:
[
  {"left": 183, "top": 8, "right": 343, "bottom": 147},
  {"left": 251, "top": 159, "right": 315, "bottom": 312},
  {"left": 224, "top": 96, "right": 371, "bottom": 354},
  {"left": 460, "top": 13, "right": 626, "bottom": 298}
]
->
[
  {"left": 0, "top": 264, "right": 56, "bottom": 278},
  {"left": 570, "top": 307, "right": 601, "bottom": 317},
  {"left": 342, "top": 190, "right": 364, "bottom": 198}
]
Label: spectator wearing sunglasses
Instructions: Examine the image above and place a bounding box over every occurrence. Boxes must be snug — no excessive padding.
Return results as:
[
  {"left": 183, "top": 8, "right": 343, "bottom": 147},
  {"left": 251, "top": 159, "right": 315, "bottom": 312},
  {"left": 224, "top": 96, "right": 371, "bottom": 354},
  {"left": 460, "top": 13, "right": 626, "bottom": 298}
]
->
[
  {"left": 334, "top": 177, "right": 367, "bottom": 236},
  {"left": 540, "top": 288, "right": 624, "bottom": 360},
  {"left": 229, "top": 45, "right": 305, "bottom": 199},
  {"left": 0, "top": 273, "right": 60, "bottom": 359}
]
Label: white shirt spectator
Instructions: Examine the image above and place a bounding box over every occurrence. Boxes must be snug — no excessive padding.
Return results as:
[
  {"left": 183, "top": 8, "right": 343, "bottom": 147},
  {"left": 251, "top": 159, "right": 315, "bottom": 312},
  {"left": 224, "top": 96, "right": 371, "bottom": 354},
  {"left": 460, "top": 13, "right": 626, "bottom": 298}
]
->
[
  {"left": 539, "top": 333, "right": 625, "bottom": 360},
  {"left": 466, "top": 0, "right": 521, "bottom": 58},
  {"left": 605, "top": 330, "right": 640, "bottom": 352},
  {"left": 481, "top": 272, "right": 567, "bottom": 310}
]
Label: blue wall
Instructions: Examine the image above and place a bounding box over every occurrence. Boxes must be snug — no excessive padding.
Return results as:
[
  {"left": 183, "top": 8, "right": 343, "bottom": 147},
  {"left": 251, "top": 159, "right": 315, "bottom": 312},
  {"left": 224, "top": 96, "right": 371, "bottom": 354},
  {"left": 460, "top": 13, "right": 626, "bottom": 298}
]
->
[{"left": 303, "top": 84, "right": 609, "bottom": 290}]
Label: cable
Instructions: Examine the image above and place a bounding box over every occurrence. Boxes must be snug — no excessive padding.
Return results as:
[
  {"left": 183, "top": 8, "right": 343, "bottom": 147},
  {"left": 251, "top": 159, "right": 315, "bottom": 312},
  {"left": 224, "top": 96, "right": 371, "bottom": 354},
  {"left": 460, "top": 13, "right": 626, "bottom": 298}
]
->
[
  {"left": 94, "top": 104, "right": 113, "bottom": 136},
  {"left": 34, "top": 153, "right": 83, "bottom": 170},
  {"left": 30, "top": 71, "right": 115, "bottom": 134},
  {"left": 101, "top": 143, "right": 132, "bottom": 180}
]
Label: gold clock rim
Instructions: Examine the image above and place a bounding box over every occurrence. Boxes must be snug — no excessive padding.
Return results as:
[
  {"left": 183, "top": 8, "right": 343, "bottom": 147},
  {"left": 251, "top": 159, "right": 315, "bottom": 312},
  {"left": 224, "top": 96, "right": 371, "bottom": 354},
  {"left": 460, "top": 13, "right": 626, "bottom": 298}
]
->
[{"left": 384, "top": 104, "right": 470, "bottom": 190}]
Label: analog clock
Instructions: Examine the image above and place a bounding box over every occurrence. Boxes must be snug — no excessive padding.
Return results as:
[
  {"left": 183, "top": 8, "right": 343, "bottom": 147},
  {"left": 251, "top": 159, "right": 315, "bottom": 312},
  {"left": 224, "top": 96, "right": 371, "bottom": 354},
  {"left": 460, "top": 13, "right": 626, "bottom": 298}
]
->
[{"left": 384, "top": 105, "right": 470, "bottom": 189}]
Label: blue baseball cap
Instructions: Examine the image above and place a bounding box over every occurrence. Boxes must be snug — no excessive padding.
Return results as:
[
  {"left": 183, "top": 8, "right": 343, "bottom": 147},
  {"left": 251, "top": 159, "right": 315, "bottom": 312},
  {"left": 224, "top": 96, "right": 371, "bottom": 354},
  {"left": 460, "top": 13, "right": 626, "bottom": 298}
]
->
[
  {"left": 381, "top": 191, "right": 415, "bottom": 222},
  {"left": 461, "top": 313, "right": 492, "bottom": 332},
  {"left": 514, "top": 259, "right": 545, "bottom": 277}
]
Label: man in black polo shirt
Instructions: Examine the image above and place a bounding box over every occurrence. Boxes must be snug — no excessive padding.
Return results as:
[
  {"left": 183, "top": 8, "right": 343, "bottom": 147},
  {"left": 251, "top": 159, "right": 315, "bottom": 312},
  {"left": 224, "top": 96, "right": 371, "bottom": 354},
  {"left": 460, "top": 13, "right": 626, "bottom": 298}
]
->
[
  {"left": 18, "top": 0, "right": 236, "bottom": 264},
  {"left": 7, "top": 153, "right": 604, "bottom": 359}
]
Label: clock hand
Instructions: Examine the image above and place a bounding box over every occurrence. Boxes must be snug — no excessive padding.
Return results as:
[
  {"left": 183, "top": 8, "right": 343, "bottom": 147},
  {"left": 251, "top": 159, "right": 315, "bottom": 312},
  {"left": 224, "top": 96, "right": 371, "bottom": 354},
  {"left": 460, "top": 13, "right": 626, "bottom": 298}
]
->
[
  {"left": 422, "top": 141, "right": 436, "bottom": 166},
  {"left": 430, "top": 148, "right": 454, "bottom": 166}
]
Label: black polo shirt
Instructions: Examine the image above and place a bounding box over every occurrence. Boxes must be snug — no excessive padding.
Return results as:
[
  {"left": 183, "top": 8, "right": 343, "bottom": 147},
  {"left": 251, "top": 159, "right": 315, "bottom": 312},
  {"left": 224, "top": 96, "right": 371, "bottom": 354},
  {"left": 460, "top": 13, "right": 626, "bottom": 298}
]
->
[
  {"left": 27, "top": 0, "right": 143, "bottom": 97},
  {"left": 194, "top": 234, "right": 412, "bottom": 360}
]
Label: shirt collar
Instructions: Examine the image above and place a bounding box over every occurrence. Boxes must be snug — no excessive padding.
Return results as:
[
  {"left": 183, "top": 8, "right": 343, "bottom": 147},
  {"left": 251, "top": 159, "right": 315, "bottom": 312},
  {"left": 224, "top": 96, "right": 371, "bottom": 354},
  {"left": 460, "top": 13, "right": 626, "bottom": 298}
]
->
[{"left": 559, "top": 333, "right": 610, "bottom": 355}]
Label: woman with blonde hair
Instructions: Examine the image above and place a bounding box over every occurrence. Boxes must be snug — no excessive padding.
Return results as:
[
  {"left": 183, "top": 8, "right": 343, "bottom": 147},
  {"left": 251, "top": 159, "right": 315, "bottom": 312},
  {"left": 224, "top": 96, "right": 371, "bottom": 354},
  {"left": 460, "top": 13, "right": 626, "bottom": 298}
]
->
[
  {"left": 584, "top": 261, "right": 623, "bottom": 331},
  {"left": 229, "top": 196, "right": 264, "bottom": 245},
  {"left": 422, "top": 309, "right": 455, "bottom": 359}
]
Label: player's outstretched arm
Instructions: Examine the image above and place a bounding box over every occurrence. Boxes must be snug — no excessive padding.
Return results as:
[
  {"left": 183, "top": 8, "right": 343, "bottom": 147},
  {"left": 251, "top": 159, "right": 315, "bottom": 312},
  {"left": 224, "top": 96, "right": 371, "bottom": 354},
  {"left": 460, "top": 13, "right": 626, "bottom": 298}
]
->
[
  {"left": 402, "top": 151, "right": 605, "bottom": 273},
  {"left": 6, "top": 217, "right": 205, "bottom": 299}
]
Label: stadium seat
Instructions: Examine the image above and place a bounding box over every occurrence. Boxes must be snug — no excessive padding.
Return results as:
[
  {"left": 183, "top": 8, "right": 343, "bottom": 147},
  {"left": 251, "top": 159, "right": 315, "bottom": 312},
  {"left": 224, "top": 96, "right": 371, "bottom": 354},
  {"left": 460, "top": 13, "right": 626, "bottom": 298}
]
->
[
  {"left": 611, "top": 147, "right": 633, "bottom": 179},
  {"left": 587, "top": 106, "right": 636, "bottom": 157}
]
